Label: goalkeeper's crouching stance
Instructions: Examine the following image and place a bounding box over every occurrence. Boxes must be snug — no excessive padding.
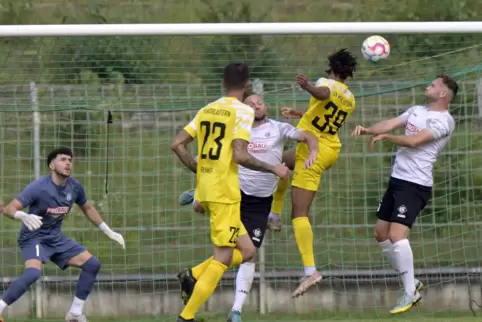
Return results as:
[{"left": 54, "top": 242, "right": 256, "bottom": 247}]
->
[{"left": 0, "top": 147, "right": 125, "bottom": 322}]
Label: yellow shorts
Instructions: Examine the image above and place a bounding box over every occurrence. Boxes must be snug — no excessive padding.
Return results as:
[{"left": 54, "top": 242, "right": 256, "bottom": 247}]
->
[
  {"left": 291, "top": 141, "right": 340, "bottom": 192},
  {"left": 201, "top": 201, "right": 248, "bottom": 247}
]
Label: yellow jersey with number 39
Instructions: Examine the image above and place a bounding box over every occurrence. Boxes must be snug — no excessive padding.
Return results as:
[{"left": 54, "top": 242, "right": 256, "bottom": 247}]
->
[
  {"left": 296, "top": 78, "right": 355, "bottom": 148},
  {"left": 184, "top": 97, "right": 254, "bottom": 204}
]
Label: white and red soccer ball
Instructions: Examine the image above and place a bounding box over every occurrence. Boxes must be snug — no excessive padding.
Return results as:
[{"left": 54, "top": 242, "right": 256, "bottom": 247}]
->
[{"left": 361, "top": 35, "right": 390, "bottom": 62}]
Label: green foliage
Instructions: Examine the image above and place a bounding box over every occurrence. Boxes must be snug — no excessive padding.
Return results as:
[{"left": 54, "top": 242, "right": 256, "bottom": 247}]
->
[{"left": 196, "top": 0, "right": 279, "bottom": 88}]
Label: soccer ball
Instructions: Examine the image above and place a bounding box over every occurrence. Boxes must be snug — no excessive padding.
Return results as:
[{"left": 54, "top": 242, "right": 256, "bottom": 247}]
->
[{"left": 361, "top": 35, "right": 390, "bottom": 62}]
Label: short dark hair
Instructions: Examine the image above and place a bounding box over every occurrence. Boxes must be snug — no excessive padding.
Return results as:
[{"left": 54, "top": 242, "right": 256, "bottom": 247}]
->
[
  {"left": 242, "top": 90, "right": 257, "bottom": 102},
  {"left": 326, "top": 48, "right": 357, "bottom": 80},
  {"left": 437, "top": 74, "right": 458, "bottom": 101},
  {"left": 47, "top": 147, "right": 73, "bottom": 166},
  {"left": 223, "top": 62, "right": 250, "bottom": 90}
]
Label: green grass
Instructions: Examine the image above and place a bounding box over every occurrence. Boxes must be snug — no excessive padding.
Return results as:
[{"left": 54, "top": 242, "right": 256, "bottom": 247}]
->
[{"left": 5, "top": 311, "right": 482, "bottom": 322}]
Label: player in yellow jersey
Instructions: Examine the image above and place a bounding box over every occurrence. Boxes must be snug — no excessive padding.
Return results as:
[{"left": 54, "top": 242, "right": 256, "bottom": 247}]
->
[
  {"left": 171, "top": 62, "right": 289, "bottom": 322},
  {"left": 268, "top": 49, "right": 358, "bottom": 298}
]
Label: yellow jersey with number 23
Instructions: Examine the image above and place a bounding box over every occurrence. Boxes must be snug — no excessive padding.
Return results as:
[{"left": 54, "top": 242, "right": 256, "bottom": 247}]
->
[
  {"left": 296, "top": 78, "right": 355, "bottom": 149},
  {"left": 184, "top": 97, "right": 254, "bottom": 204}
]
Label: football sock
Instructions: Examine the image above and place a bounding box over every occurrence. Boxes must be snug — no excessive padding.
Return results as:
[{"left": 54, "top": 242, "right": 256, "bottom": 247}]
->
[
  {"left": 292, "top": 217, "right": 316, "bottom": 275},
  {"left": 232, "top": 261, "right": 255, "bottom": 313},
  {"left": 70, "top": 257, "right": 101, "bottom": 315},
  {"left": 191, "top": 249, "right": 243, "bottom": 280},
  {"left": 271, "top": 177, "right": 290, "bottom": 216},
  {"left": 393, "top": 239, "right": 416, "bottom": 295},
  {"left": 1, "top": 267, "right": 41, "bottom": 308},
  {"left": 379, "top": 239, "right": 397, "bottom": 270},
  {"left": 180, "top": 260, "right": 227, "bottom": 320}
]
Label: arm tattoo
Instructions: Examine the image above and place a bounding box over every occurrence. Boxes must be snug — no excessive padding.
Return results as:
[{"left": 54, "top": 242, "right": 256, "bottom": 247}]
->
[
  {"left": 172, "top": 132, "right": 197, "bottom": 174},
  {"left": 232, "top": 139, "right": 274, "bottom": 173},
  {"left": 175, "top": 146, "right": 197, "bottom": 174}
]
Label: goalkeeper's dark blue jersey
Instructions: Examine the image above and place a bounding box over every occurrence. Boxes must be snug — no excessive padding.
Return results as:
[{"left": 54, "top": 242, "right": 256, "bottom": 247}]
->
[{"left": 16, "top": 174, "right": 87, "bottom": 243}]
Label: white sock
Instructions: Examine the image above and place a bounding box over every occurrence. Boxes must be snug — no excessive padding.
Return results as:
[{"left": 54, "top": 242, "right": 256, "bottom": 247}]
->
[
  {"left": 379, "top": 239, "right": 397, "bottom": 270},
  {"left": 304, "top": 266, "right": 316, "bottom": 276},
  {"left": 393, "top": 239, "right": 415, "bottom": 295},
  {"left": 268, "top": 212, "right": 280, "bottom": 221},
  {"left": 0, "top": 299, "right": 8, "bottom": 315},
  {"left": 232, "top": 262, "right": 255, "bottom": 313},
  {"left": 69, "top": 296, "right": 85, "bottom": 316}
]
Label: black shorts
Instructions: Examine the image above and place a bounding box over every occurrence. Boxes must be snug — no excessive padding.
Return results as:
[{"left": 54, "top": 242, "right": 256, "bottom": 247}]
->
[
  {"left": 376, "top": 177, "right": 432, "bottom": 228},
  {"left": 240, "top": 190, "right": 273, "bottom": 248}
]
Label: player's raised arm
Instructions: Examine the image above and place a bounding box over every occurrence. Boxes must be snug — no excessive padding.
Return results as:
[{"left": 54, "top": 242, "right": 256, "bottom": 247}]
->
[
  {"left": 296, "top": 74, "right": 331, "bottom": 101},
  {"left": 3, "top": 183, "right": 43, "bottom": 231},
  {"left": 171, "top": 113, "right": 198, "bottom": 174},
  {"left": 352, "top": 106, "right": 420, "bottom": 137},
  {"left": 76, "top": 183, "right": 125, "bottom": 249},
  {"left": 370, "top": 116, "right": 454, "bottom": 150}
]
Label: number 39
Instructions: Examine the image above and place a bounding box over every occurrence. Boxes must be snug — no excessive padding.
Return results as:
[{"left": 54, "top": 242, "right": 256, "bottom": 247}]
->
[{"left": 311, "top": 101, "right": 348, "bottom": 135}]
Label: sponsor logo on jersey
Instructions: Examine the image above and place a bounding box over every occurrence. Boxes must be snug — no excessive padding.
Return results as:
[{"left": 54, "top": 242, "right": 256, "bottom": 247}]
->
[
  {"left": 248, "top": 142, "right": 268, "bottom": 152},
  {"left": 406, "top": 122, "right": 421, "bottom": 133},
  {"left": 46, "top": 206, "right": 70, "bottom": 218}
]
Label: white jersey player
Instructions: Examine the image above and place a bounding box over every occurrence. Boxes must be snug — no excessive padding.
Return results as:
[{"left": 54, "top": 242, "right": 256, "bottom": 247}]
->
[
  {"left": 352, "top": 75, "right": 458, "bottom": 315},
  {"left": 177, "top": 93, "right": 318, "bottom": 322}
]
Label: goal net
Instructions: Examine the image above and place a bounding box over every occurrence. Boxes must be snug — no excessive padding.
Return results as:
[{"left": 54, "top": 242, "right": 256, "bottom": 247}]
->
[{"left": 0, "top": 24, "right": 481, "bottom": 321}]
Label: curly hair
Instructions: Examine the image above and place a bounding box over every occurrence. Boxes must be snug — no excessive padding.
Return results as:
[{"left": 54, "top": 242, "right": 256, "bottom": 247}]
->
[{"left": 325, "top": 48, "right": 357, "bottom": 80}]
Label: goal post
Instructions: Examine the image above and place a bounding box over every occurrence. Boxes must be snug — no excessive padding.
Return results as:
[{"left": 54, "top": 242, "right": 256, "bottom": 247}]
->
[{"left": 0, "top": 22, "right": 481, "bottom": 321}]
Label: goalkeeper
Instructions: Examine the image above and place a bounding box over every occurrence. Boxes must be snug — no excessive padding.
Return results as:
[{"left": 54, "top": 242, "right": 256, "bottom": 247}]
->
[
  {"left": 177, "top": 92, "right": 318, "bottom": 322},
  {"left": 0, "top": 147, "right": 125, "bottom": 322}
]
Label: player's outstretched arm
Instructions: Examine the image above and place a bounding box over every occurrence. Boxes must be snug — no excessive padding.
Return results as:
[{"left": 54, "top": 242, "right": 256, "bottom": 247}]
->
[
  {"left": 296, "top": 74, "right": 331, "bottom": 101},
  {"left": 79, "top": 202, "right": 125, "bottom": 249},
  {"left": 3, "top": 199, "right": 43, "bottom": 231},
  {"left": 352, "top": 117, "right": 406, "bottom": 137},
  {"left": 233, "top": 139, "right": 289, "bottom": 179},
  {"left": 369, "top": 130, "right": 436, "bottom": 151},
  {"left": 281, "top": 107, "right": 304, "bottom": 119},
  {"left": 171, "top": 130, "right": 197, "bottom": 174}
]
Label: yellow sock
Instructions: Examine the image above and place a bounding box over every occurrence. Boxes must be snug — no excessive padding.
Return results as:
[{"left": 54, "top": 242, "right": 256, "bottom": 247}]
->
[
  {"left": 192, "top": 257, "right": 213, "bottom": 280},
  {"left": 271, "top": 177, "right": 290, "bottom": 216},
  {"left": 180, "top": 259, "right": 227, "bottom": 320},
  {"left": 231, "top": 248, "right": 243, "bottom": 267},
  {"left": 191, "top": 249, "right": 243, "bottom": 280},
  {"left": 292, "top": 217, "right": 315, "bottom": 268}
]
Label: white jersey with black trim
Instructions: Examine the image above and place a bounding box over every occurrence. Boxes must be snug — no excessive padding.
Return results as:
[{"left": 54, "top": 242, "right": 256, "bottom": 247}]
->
[
  {"left": 391, "top": 105, "right": 455, "bottom": 187},
  {"left": 239, "top": 118, "right": 301, "bottom": 197}
]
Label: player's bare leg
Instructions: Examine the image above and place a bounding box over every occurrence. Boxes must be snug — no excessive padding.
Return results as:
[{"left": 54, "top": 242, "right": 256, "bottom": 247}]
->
[
  {"left": 268, "top": 148, "right": 296, "bottom": 231},
  {"left": 290, "top": 186, "right": 322, "bottom": 298},
  {"left": 0, "top": 259, "right": 42, "bottom": 320}
]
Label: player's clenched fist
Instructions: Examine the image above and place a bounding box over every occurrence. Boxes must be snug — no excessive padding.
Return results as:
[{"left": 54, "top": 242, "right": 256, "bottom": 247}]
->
[
  {"left": 273, "top": 164, "right": 290, "bottom": 180},
  {"left": 352, "top": 125, "right": 369, "bottom": 137},
  {"left": 13, "top": 211, "right": 43, "bottom": 231}
]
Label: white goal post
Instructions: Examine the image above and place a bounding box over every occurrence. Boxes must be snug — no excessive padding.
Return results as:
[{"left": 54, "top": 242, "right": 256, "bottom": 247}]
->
[{"left": 0, "top": 21, "right": 482, "bottom": 36}]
